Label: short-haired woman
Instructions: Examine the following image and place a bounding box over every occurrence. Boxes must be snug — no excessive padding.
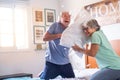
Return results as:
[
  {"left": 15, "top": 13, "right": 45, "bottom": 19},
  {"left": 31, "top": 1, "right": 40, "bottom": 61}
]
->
[{"left": 72, "top": 19, "right": 120, "bottom": 80}]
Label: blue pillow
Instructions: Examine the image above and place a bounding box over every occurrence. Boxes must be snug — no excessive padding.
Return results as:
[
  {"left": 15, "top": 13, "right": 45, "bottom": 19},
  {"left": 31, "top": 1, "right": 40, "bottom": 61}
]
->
[
  {"left": 3, "top": 77, "right": 31, "bottom": 80},
  {"left": 4, "top": 77, "right": 42, "bottom": 80},
  {"left": 29, "top": 78, "right": 42, "bottom": 80}
]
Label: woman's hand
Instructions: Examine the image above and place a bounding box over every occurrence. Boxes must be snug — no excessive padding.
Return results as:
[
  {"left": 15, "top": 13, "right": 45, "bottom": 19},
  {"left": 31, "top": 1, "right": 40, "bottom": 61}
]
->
[
  {"left": 72, "top": 44, "right": 84, "bottom": 52},
  {"left": 72, "top": 43, "right": 99, "bottom": 57}
]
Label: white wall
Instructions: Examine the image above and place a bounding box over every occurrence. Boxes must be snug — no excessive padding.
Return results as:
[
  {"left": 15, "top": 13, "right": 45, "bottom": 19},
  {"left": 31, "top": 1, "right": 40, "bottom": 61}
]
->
[
  {"left": 59, "top": 0, "right": 102, "bottom": 12},
  {"left": 30, "top": 0, "right": 60, "bottom": 18},
  {"left": 0, "top": 50, "right": 45, "bottom": 77}
]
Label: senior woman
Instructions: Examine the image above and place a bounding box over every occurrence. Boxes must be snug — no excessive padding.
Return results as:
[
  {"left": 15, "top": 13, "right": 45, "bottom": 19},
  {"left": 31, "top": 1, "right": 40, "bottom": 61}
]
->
[{"left": 72, "top": 19, "right": 120, "bottom": 80}]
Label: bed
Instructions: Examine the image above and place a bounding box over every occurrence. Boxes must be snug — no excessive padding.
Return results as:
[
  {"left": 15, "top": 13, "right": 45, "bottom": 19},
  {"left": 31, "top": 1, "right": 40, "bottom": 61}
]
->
[{"left": 1, "top": 69, "right": 99, "bottom": 80}]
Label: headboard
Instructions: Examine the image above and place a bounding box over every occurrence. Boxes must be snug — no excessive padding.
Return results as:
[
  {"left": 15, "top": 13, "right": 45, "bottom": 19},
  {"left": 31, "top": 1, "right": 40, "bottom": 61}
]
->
[{"left": 110, "top": 40, "right": 120, "bottom": 56}]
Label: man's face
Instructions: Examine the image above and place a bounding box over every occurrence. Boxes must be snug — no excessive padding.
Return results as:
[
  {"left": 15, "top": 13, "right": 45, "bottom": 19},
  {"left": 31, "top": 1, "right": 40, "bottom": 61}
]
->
[{"left": 61, "top": 12, "right": 71, "bottom": 27}]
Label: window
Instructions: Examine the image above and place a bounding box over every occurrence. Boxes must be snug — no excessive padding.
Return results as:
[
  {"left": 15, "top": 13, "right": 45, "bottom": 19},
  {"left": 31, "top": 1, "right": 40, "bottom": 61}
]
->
[{"left": 0, "top": 0, "right": 29, "bottom": 51}]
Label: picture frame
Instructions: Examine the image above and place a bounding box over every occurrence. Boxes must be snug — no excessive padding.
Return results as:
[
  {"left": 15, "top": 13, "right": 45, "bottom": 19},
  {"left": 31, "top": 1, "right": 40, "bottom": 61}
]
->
[
  {"left": 33, "top": 26, "right": 45, "bottom": 44},
  {"left": 32, "top": 8, "right": 45, "bottom": 26},
  {"left": 44, "top": 9, "right": 56, "bottom": 26},
  {"left": 84, "top": 0, "right": 120, "bottom": 26}
]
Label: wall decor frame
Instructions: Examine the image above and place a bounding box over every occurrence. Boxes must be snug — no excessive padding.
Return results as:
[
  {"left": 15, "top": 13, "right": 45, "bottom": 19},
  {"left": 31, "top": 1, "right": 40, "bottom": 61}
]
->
[
  {"left": 32, "top": 8, "right": 45, "bottom": 26},
  {"left": 33, "top": 26, "right": 45, "bottom": 44},
  {"left": 44, "top": 8, "right": 56, "bottom": 26},
  {"left": 84, "top": 0, "right": 120, "bottom": 26}
]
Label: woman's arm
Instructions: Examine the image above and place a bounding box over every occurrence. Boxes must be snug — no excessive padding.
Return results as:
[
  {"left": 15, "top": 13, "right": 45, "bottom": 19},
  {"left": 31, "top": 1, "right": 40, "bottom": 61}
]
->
[{"left": 72, "top": 43, "right": 99, "bottom": 57}]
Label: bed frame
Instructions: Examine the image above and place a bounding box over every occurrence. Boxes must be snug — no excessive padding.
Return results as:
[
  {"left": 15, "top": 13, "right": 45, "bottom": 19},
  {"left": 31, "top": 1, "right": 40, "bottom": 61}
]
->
[{"left": 0, "top": 73, "right": 32, "bottom": 80}]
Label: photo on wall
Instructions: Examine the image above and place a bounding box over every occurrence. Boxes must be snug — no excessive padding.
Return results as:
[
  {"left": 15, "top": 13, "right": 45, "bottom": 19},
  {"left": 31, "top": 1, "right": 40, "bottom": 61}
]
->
[
  {"left": 32, "top": 8, "right": 45, "bottom": 26},
  {"left": 33, "top": 26, "right": 45, "bottom": 44},
  {"left": 44, "top": 9, "right": 56, "bottom": 26}
]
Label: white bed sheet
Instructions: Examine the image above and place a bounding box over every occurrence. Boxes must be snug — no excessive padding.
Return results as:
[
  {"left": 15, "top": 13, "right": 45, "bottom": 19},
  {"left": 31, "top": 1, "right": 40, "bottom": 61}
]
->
[{"left": 74, "top": 69, "right": 99, "bottom": 80}]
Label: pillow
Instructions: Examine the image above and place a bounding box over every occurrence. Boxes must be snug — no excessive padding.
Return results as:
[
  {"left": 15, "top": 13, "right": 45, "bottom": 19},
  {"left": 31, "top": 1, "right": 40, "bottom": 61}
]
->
[
  {"left": 60, "top": 7, "right": 92, "bottom": 48},
  {"left": 69, "top": 48, "right": 84, "bottom": 70}
]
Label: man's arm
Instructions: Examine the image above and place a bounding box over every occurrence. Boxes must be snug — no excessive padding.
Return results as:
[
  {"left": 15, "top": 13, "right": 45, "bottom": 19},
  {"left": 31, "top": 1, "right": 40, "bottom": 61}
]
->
[{"left": 43, "top": 32, "right": 62, "bottom": 41}]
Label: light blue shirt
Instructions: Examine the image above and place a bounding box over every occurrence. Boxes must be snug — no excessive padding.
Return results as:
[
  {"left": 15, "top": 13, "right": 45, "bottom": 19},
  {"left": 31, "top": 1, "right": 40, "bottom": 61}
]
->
[
  {"left": 45, "top": 22, "right": 70, "bottom": 65},
  {"left": 92, "top": 30, "right": 120, "bottom": 69}
]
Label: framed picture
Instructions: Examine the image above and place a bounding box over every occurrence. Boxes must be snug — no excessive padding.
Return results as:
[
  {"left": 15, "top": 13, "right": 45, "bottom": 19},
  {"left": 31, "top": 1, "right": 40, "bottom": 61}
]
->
[
  {"left": 33, "top": 26, "right": 45, "bottom": 44},
  {"left": 32, "top": 8, "right": 45, "bottom": 26},
  {"left": 84, "top": 0, "right": 120, "bottom": 26},
  {"left": 45, "top": 9, "right": 56, "bottom": 25}
]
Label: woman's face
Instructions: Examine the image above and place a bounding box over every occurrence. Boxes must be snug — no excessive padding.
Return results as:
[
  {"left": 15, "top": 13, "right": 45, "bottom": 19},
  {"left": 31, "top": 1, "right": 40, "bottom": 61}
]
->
[{"left": 83, "top": 26, "right": 95, "bottom": 37}]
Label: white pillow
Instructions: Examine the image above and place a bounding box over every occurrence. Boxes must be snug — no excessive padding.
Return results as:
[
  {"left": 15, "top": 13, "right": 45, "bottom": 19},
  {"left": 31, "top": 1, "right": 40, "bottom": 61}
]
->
[
  {"left": 68, "top": 48, "right": 84, "bottom": 70},
  {"left": 60, "top": 8, "right": 92, "bottom": 48}
]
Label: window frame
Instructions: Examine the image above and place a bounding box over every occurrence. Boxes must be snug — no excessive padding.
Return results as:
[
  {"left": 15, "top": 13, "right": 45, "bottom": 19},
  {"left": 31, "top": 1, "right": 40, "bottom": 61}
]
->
[{"left": 0, "top": 1, "right": 32, "bottom": 52}]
